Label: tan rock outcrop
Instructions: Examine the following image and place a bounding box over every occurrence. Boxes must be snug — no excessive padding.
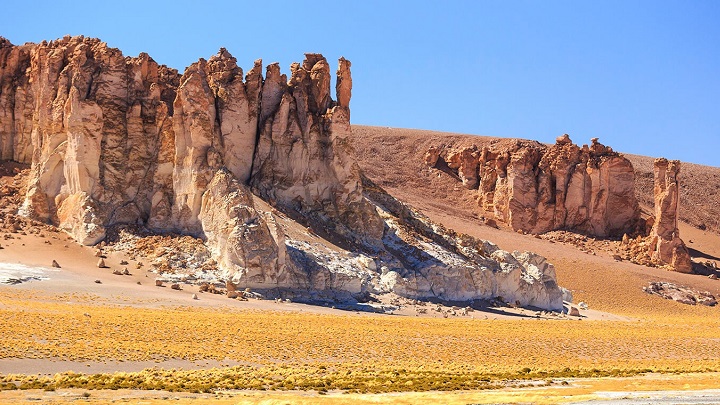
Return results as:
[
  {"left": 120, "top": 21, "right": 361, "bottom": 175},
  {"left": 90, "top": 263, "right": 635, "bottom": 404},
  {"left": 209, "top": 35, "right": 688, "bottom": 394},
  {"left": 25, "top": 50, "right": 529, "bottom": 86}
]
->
[
  {"left": 250, "top": 53, "right": 384, "bottom": 247},
  {"left": 648, "top": 158, "right": 692, "bottom": 272},
  {"left": 446, "top": 147, "right": 479, "bottom": 189},
  {"left": 199, "top": 169, "right": 299, "bottom": 287},
  {"left": 431, "top": 136, "right": 641, "bottom": 237},
  {"left": 2, "top": 36, "right": 179, "bottom": 244},
  {"left": 0, "top": 36, "right": 569, "bottom": 310},
  {"left": 172, "top": 50, "right": 262, "bottom": 234}
]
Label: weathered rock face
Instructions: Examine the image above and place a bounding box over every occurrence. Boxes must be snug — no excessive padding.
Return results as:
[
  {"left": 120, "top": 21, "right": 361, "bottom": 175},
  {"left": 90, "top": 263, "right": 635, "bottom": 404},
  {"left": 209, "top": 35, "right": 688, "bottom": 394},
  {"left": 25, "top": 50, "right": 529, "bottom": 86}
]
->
[
  {"left": 0, "top": 36, "right": 569, "bottom": 309},
  {"left": 1, "top": 36, "right": 180, "bottom": 244},
  {"left": 199, "top": 169, "right": 296, "bottom": 287},
  {"left": 648, "top": 158, "right": 692, "bottom": 272},
  {"left": 430, "top": 135, "right": 641, "bottom": 237},
  {"left": 361, "top": 178, "right": 568, "bottom": 310},
  {"left": 172, "top": 51, "right": 262, "bottom": 234},
  {"left": 250, "top": 54, "right": 384, "bottom": 248}
]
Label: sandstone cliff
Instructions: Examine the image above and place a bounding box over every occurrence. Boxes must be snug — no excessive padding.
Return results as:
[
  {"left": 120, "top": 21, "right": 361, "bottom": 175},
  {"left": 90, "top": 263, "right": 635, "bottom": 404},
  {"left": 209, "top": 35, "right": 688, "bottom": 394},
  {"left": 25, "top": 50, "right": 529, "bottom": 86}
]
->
[
  {"left": 427, "top": 135, "right": 642, "bottom": 237},
  {"left": 0, "top": 36, "right": 567, "bottom": 309}
]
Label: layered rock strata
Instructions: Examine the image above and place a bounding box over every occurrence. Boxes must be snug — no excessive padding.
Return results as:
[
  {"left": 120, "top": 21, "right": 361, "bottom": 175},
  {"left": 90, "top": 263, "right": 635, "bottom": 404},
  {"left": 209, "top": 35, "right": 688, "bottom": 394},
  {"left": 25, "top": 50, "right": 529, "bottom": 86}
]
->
[
  {"left": 0, "top": 36, "right": 568, "bottom": 309},
  {"left": 648, "top": 158, "right": 692, "bottom": 272},
  {"left": 428, "top": 135, "right": 641, "bottom": 237}
]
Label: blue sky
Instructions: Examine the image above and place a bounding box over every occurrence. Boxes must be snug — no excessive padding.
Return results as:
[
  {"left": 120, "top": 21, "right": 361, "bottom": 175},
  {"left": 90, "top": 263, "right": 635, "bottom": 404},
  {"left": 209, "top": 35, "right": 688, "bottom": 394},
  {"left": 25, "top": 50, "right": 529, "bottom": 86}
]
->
[{"left": 4, "top": 1, "right": 719, "bottom": 166}]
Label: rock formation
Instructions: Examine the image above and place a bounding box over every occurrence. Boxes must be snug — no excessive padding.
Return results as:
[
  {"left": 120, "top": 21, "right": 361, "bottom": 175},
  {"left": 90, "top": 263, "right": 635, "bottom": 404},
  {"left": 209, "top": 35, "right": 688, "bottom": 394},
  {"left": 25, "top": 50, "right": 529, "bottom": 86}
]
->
[
  {"left": 648, "top": 158, "right": 692, "bottom": 272},
  {"left": 250, "top": 53, "right": 384, "bottom": 248},
  {"left": 0, "top": 36, "right": 569, "bottom": 309},
  {"left": 644, "top": 281, "right": 715, "bottom": 306},
  {"left": 429, "top": 135, "right": 641, "bottom": 237},
  {"left": 199, "top": 169, "right": 292, "bottom": 286},
  {"left": 0, "top": 36, "right": 180, "bottom": 244},
  {"left": 426, "top": 137, "right": 696, "bottom": 273}
]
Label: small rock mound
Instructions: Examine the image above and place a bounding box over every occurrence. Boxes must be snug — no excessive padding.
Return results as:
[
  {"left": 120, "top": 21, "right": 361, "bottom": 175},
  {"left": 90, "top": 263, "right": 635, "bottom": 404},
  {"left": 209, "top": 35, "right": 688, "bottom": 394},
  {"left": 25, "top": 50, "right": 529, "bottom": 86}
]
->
[{"left": 643, "top": 282, "right": 716, "bottom": 306}]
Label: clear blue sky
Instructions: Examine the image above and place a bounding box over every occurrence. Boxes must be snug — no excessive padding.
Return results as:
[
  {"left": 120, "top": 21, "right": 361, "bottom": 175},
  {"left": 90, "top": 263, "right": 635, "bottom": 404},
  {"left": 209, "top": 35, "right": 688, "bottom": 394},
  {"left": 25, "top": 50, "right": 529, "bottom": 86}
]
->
[{"left": 4, "top": 1, "right": 719, "bottom": 167}]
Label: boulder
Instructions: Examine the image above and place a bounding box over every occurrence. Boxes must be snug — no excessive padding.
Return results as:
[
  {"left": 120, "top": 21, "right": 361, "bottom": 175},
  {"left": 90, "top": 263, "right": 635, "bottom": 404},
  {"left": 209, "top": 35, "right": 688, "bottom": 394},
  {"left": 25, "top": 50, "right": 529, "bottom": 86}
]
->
[{"left": 644, "top": 281, "right": 716, "bottom": 306}]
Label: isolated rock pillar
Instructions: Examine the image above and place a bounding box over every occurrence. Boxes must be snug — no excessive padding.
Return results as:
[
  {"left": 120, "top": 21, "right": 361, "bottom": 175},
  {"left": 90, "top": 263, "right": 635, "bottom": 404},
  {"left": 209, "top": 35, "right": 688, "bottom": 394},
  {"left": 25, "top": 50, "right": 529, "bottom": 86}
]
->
[{"left": 649, "top": 158, "right": 692, "bottom": 273}]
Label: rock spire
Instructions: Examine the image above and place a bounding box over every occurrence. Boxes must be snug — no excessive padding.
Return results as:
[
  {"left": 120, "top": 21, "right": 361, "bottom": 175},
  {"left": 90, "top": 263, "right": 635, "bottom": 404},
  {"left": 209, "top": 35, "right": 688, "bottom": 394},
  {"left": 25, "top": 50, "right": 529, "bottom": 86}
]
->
[{"left": 648, "top": 158, "right": 692, "bottom": 272}]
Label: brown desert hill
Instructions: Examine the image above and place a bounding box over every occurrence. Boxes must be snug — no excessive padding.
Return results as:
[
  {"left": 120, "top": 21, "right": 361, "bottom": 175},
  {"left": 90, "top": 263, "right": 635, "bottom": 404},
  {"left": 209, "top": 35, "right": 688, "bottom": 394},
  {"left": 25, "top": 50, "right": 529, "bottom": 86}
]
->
[
  {"left": 350, "top": 125, "right": 720, "bottom": 235},
  {"left": 349, "top": 125, "right": 720, "bottom": 315}
]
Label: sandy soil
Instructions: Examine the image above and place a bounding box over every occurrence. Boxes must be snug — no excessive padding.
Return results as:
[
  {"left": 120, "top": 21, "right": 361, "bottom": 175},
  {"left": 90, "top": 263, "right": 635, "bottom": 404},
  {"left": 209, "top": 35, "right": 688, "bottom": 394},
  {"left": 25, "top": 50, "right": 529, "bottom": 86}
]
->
[{"left": 0, "top": 224, "right": 615, "bottom": 321}]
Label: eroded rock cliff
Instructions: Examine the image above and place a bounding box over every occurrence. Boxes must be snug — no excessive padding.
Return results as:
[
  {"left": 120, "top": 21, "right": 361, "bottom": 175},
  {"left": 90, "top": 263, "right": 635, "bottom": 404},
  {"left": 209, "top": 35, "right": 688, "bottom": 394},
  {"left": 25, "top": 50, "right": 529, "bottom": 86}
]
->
[
  {"left": 426, "top": 135, "right": 696, "bottom": 273},
  {"left": 0, "top": 36, "right": 568, "bottom": 309},
  {"left": 428, "top": 135, "right": 641, "bottom": 237}
]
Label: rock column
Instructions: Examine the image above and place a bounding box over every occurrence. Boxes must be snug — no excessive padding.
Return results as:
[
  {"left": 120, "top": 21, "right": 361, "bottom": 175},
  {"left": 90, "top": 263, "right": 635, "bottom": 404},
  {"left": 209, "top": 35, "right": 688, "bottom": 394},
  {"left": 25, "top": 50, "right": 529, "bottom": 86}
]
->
[{"left": 649, "top": 158, "right": 692, "bottom": 273}]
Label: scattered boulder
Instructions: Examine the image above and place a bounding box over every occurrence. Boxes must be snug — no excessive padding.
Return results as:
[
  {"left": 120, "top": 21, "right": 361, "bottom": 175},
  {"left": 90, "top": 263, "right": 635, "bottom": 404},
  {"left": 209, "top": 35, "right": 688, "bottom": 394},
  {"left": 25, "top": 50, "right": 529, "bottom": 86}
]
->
[
  {"left": 122, "top": 268, "right": 130, "bottom": 275},
  {"left": 112, "top": 269, "right": 123, "bottom": 275},
  {"left": 227, "top": 291, "right": 239, "bottom": 299},
  {"left": 155, "top": 279, "right": 164, "bottom": 287},
  {"left": 97, "top": 258, "right": 107, "bottom": 268},
  {"left": 644, "top": 282, "right": 716, "bottom": 306},
  {"left": 568, "top": 307, "right": 581, "bottom": 317},
  {"left": 192, "top": 293, "right": 198, "bottom": 300},
  {"left": 170, "top": 283, "right": 181, "bottom": 290},
  {"left": 51, "top": 260, "right": 61, "bottom": 268}
]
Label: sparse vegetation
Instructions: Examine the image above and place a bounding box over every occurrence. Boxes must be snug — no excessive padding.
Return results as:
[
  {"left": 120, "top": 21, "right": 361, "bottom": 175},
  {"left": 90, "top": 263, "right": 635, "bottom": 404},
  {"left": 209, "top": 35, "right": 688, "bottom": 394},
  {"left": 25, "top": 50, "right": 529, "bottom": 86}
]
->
[{"left": 1, "top": 288, "right": 720, "bottom": 393}]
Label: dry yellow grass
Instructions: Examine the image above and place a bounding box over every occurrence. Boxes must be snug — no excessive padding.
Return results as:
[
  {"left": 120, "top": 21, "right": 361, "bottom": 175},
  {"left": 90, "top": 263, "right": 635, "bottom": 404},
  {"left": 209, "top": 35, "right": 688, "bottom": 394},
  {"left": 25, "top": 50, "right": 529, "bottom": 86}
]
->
[{"left": 1, "top": 288, "right": 720, "bottom": 393}]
